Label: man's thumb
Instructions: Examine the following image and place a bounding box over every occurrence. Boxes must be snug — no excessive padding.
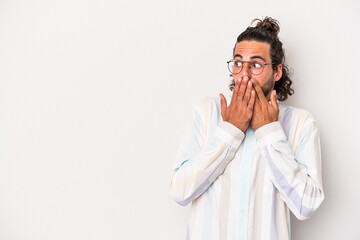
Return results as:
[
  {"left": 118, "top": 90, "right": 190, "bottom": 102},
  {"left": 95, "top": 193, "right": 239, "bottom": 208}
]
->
[{"left": 270, "top": 90, "right": 279, "bottom": 111}]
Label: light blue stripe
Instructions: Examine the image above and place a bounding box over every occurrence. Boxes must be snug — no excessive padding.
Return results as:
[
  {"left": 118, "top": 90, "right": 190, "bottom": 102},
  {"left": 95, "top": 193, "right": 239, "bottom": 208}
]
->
[
  {"left": 264, "top": 147, "right": 317, "bottom": 218},
  {"left": 287, "top": 215, "right": 291, "bottom": 240},
  {"left": 278, "top": 140, "right": 308, "bottom": 171},
  {"left": 236, "top": 127, "right": 255, "bottom": 239},
  {"left": 293, "top": 120, "right": 311, "bottom": 170}
]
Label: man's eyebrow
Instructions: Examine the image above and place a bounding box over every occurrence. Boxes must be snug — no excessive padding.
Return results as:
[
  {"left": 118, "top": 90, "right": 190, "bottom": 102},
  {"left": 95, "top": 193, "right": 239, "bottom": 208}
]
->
[
  {"left": 250, "top": 55, "right": 266, "bottom": 62},
  {"left": 233, "top": 54, "right": 266, "bottom": 62}
]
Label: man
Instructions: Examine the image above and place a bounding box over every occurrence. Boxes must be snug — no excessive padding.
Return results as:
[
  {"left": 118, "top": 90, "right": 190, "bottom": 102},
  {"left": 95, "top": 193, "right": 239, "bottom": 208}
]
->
[{"left": 169, "top": 17, "right": 324, "bottom": 240}]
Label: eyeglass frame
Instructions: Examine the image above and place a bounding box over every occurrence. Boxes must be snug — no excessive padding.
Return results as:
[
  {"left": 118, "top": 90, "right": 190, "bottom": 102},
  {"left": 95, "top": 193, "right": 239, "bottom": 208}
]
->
[{"left": 227, "top": 59, "right": 278, "bottom": 76}]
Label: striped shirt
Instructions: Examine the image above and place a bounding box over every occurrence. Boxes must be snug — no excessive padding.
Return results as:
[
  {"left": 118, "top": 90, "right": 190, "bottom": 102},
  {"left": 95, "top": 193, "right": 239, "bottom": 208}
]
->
[{"left": 169, "top": 94, "right": 324, "bottom": 240}]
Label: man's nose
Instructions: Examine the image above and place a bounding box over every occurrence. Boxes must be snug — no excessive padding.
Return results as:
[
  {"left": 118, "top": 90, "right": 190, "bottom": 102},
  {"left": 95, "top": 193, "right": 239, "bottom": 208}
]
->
[{"left": 241, "top": 62, "right": 251, "bottom": 77}]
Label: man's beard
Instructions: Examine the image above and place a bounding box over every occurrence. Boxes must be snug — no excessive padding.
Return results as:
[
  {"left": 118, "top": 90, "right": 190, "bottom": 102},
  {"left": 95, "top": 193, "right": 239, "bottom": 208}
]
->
[{"left": 262, "top": 80, "right": 275, "bottom": 99}]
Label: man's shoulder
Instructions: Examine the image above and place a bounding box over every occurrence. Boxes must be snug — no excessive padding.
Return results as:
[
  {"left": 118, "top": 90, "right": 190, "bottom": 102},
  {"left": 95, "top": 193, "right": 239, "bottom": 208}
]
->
[
  {"left": 191, "top": 95, "right": 224, "bottom": 125},
  {"left": 278, "top": 103, "right": 316, "bottom": 125},
  {"left": 279, "top": 103, "right": 306, "bottom": 113}
]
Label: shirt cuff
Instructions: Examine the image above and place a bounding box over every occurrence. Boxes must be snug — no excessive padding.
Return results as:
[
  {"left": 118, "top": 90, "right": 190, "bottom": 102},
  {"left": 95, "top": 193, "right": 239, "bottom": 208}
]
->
[
  {"left": 213, "top": 121, "right": 245, "bottom": 149},
  {"left": 255, "top": 121, "right": 287, "bottom": 145}
]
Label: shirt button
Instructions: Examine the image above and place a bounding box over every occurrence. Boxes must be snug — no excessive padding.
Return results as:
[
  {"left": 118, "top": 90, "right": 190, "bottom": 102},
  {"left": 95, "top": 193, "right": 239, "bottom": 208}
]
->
[
  {"left": 242, "top": 178, "right": 247, "bottom": 182},
  {"left": 241, "top": 208, "right": 246, "bottom": 213}
]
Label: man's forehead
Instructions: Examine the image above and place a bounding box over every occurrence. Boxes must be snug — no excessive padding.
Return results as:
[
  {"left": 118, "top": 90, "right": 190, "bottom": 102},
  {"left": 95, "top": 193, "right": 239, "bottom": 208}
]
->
[{"left": 234, "top": 41, "right": 271, "bottom": 60}]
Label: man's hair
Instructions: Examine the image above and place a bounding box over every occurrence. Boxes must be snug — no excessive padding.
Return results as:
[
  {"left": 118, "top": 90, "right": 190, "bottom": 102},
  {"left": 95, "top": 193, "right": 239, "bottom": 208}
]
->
[{"left": 229, "top": 16, "right": 294, "bottom": 101}]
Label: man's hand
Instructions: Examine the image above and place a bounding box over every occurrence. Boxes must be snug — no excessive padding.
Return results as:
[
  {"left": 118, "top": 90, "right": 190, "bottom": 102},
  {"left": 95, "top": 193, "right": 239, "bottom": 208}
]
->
[
  {"left": 250, "top": 80, "right": 279, "bottom": 131},
  {"left": 219, "top": 76, "right": 255, "bottom": 133}
]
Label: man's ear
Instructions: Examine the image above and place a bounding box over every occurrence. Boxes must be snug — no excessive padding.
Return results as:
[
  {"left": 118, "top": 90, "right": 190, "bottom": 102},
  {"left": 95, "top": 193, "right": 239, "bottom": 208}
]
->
[{"left": 274, "top": 64, "right": 283, "bottom": 81}]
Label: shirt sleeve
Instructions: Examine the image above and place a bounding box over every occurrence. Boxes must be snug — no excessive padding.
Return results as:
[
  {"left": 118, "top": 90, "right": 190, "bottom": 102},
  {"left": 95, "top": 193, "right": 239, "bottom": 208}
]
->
[
  {"left": 255, "top": 116, "right": 324, "bottom": 220},
  {"left": 169, "top": 97, "right": 245, "bottom": 206}
]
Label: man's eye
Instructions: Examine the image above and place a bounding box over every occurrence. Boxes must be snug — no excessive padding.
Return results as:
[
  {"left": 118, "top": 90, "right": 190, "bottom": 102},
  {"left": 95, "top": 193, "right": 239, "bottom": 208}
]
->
[
  {"left": 235, "top": 61, "right": 242, "bottom": 67},
  {"left": 251, "top": 62, "right": 263, "bottom": 68}
]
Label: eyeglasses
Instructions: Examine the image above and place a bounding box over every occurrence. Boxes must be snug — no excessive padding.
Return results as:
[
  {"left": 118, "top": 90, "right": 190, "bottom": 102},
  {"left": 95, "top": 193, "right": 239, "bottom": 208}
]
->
[{"left": 227, "top": 59, "right": 277, "bottom": 75}]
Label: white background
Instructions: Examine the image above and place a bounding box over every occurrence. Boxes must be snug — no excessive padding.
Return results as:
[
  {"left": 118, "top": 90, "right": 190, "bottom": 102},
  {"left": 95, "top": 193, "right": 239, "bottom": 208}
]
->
[{"left": 0, "top": 0, "right": 359, "bottom": 239}]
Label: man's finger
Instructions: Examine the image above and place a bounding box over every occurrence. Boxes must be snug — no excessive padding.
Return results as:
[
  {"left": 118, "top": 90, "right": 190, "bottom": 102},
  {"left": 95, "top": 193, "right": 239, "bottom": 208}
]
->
[
  {"left": 253, "top": 94, "right": 261, "bottom": 110},
  {"left": 237, "top": 77, "right": 248, "bottom": 101},
  {"left": 243, "top": 79, "right": 252, "bottom": 103},
  {"left": 253, "top": 87, "right": 261, "bottom": 104},
  {"left": 231, "top": 77, "right": 242, "bottom": 103},
  {"left": 248, "top": 90, "right": 256, "bottom": 110},
  {"left": 270, "top": 90, "right": 279, "bottom": 112},
  {"left": 219, "top": 93, "right": 227, "bottom": 116},
  {"left": 252, "top": 80, "right": 267, "bottom": 104}
]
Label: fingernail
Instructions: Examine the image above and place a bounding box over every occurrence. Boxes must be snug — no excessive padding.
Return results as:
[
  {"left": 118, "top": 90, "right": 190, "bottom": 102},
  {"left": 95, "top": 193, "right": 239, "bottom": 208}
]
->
[{"left": 273, "top": 90, "right": 276, "bottom": 96}]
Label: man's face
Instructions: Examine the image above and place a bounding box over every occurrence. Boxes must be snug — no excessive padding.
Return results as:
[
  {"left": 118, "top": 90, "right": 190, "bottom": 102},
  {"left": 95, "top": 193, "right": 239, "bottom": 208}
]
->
[{"left": 232, "top": 40, "right": 282, "bottom": 99}]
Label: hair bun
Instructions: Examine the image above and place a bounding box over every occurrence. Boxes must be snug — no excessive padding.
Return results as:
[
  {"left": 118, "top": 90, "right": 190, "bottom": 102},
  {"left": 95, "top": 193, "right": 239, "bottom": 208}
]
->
[{"left": 252, "top": 16, "right": 280, "bottom": 37}]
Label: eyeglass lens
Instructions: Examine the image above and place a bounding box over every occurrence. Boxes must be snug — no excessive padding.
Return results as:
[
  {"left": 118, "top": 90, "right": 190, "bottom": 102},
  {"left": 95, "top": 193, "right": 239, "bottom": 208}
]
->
[{"left": 228, "top": 60, "right": 265, "bottom": 75}]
